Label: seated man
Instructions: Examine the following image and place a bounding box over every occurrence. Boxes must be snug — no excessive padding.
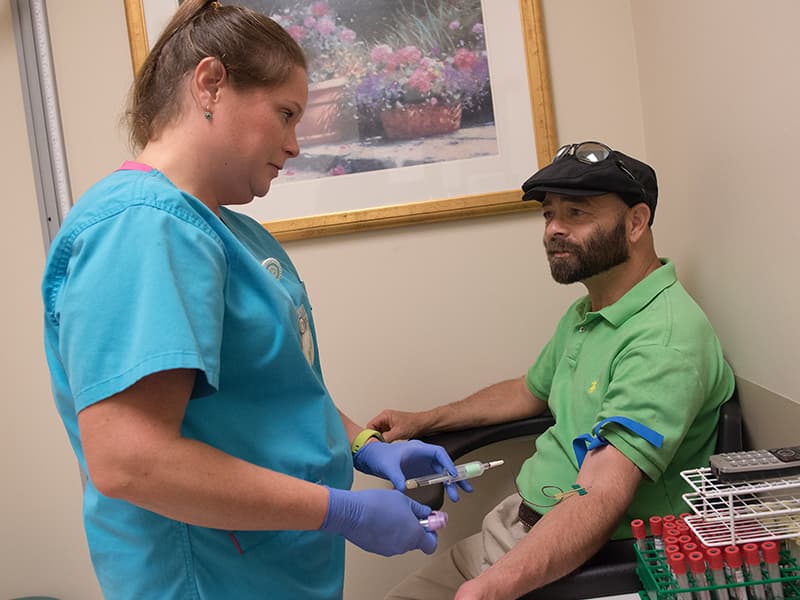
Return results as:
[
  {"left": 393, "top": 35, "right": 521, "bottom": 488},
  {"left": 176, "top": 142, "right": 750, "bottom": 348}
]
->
[{"left": 369, "top": 141, "right": 735, "bottom": 600}]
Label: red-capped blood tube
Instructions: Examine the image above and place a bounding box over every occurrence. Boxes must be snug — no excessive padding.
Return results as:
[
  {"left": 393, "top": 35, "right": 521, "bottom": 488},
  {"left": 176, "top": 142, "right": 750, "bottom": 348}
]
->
[
  {"left": 761, "top": 541, "right": 784, "bottom": 600},
  {"left": 649, "top": 516, "right": 664, "bottom": 550},
  {"left": 705, "top": 548, "right": 728, "bottom": 600},
  {"left": 743, "top": 542, "right": 766, "bottom": 600},
  {"left": 667, "top": 552, "right": 692, "bottom": 600},
  {"left": 688, "top": 551, "right": 711, "bottom": 600},
  {"left": 724, "top": 545, "right": 748, "bottom": 600},
  {"left": 631, "top": 519, "right": 647, "bottom": 551}
]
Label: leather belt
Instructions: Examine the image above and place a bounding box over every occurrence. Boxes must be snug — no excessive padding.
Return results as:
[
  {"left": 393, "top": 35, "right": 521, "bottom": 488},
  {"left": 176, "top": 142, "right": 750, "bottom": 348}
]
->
[{"left": 518, "top": 501, "right": 542, "bottom": 530}]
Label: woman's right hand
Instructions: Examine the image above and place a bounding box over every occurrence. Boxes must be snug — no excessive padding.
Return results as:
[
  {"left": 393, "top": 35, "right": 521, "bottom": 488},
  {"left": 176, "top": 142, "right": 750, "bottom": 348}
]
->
[
  {"left": 366, "top": 409, "right": 431, "bottom": 442},
  {"left": 319, "top": 487, "right": 437, "bottom": 556}
]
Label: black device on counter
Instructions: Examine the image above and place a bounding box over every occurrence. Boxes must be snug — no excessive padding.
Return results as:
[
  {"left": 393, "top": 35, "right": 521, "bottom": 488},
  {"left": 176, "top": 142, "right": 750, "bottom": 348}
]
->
[{"left": 710, "top": 446, "right": 800, "bottom": 482}]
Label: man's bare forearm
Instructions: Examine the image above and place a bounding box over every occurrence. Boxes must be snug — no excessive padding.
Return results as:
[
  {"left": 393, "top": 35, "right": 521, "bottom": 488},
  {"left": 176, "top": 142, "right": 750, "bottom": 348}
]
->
[
  {"left": 460, "top": 445, "right": 642, "bottom": 599},
  {"left": 425, "top": 377, "right": 547, "bottom": 433}
]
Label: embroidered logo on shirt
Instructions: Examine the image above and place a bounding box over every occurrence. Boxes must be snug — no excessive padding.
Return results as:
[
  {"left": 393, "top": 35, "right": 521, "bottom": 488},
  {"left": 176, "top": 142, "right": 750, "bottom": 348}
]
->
[
  {"left": 261, "top": 257, "right": 282, "bottom": 279},
  {"left": 587, "top": 380, "right": 598, "bottom": 394}
]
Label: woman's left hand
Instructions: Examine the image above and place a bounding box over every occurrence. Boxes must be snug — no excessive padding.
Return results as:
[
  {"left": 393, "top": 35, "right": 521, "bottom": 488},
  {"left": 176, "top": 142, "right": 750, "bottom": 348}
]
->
[{"left": 353, "top": 440, "right": 472, "bottom": 502}]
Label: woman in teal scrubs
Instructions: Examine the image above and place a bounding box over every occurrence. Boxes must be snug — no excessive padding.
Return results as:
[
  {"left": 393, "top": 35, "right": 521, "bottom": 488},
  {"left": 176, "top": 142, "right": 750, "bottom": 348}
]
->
[{"left": 41, "top": 2, "right": 464, "bottom": 598}]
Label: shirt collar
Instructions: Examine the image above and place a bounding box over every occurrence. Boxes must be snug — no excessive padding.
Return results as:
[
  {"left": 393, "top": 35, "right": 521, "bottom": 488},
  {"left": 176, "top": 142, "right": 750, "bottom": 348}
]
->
[{"left": 575, "top": 259, "right": 677, "bottom": 327}]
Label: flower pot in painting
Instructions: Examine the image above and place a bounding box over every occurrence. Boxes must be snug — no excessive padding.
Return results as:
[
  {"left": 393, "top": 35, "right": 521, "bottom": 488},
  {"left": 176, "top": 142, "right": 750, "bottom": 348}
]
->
[
  {"left": 380, "top": 102, "right": 463, "bottom": 140},
  {"left": 296, "top": 77, "right": 358, "bottom": 145}
]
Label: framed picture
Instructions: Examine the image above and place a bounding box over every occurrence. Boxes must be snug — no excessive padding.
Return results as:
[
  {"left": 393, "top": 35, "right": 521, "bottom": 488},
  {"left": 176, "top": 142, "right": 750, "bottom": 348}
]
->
[{"left": 124, "top": 0, "right": 557, "bottom": 241}]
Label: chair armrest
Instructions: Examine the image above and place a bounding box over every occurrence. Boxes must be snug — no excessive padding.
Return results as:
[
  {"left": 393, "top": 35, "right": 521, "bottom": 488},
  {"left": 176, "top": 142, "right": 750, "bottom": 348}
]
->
[{"left": 407, "top": 413, "right": 554, "bottom": 509}]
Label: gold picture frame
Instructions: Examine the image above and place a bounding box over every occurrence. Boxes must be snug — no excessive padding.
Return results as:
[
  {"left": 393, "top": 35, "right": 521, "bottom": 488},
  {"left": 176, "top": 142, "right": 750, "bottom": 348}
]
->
[{"left": 123, "top": 0, "right": 557, "bottom": 241}]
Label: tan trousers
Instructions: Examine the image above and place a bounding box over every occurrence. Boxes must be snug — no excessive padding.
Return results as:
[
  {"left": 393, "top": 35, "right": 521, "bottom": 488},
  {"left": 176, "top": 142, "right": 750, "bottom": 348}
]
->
[{"left": 385, "top": 493, "right": 529, "bottom": 600}]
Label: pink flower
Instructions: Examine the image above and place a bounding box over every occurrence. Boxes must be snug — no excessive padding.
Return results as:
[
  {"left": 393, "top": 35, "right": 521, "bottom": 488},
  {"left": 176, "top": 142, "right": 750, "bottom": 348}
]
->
[
  {"left": 310, "top": 1, "right": 330, "bottom": 17},
  {"left": 303, "top": 15, "right": 316, "bottom": 28},
  {"left": 329, "top": 165, "right": 346, "bottom": 176},
  {"left": 449, "top": 20, "right": 461, "bottom": 30},
  {"left": 408, "top": 67, "right": 435, "bottom": 93},
  {"left": 315, "top": 15, "right": 336, "bottom": 36},
  {"left": 286, "top": 25, "right": 306, "bottom": 41},
  {"left": 339, "top": 28, "right": 356, "bottom": 44},
  {"left": 453, "top": 48, "right": 477, "bottom": 71},
  {"left": 396, "top": 45, "right": 423, "bottom": 65},
  {"left": 370, "top": 44, "right": 394, "bottom": 64},
  {"left": 472, "top": 23, "right": 484, "bottom": 35}
]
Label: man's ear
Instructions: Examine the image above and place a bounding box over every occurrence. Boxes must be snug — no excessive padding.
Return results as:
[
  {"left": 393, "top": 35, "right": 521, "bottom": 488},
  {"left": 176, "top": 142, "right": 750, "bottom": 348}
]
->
[
  {"left": 192, "top": 56, "right": 227, "bottom": 110},
  {"left": 627, "top": 203, "right": 651, "bottom": 242}
]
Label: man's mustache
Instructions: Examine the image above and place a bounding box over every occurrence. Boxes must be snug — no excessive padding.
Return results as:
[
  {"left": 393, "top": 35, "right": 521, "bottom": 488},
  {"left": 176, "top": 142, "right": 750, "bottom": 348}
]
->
[{"left": 545, "top": 240, "right": 580, "bottom": 253}]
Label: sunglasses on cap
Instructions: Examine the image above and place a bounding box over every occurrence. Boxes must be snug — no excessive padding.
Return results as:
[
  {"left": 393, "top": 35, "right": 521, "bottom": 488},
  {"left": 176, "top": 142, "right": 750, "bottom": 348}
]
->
[{"left": 554, "top": 141, "right": 645, "bottom": 200}]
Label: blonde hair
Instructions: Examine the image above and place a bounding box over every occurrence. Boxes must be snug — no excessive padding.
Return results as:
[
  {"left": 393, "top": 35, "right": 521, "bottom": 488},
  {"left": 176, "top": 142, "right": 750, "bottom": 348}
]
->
[{"left": 126, "top": 0, "right": 307, "bottom": 151}]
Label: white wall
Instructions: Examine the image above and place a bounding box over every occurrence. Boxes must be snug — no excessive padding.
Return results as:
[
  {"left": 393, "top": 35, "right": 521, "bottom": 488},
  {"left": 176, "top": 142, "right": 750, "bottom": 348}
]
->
[{"left": 2, "top": 0, "right": 798, "bottom": 598}]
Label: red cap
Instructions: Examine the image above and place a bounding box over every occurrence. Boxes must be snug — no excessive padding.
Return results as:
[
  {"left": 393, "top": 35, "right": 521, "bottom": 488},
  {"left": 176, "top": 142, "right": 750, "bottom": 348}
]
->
[
  {"left": 649, "top": 516, "right": 663, "bottom": 536},
  {"left": 678, "top": 534, "right": 693, "bottom": 546},
  {"left": 665, "top": 544, "right": 681, "bottom": 555},
  {"left": 683, "top": 542, "right": 699, "bottom": 555},
  {"left": 631, "top": 519, "right": 646, "bottom": 540},
  {"left": 688, "top": 551, "right": 706, "bottom": 574},
  {"left": 761, "top": 541, "right": 779, "bottom": 564},
  {"left": 676, "top": 522, "right": 690, "bottom": 533},
  {"left": 706, "top": 547, "right": 723, "bottom": 570},
  {"left": 724, "top": 545, "right": 742, "bottom": 569},
  {"left": 743, "top": 543, "right": 761, "bottom": 566},
  {"left": 679, "top": 512, "right": 692, "bottom": 521},
  {"left": 663, "top": 514, "right": 677, "bottom": 523},
  {"left": 664, "top": 528, "right": 680, "bottom": 539},
  {"left": 669, "top": 552, "right": 687, "bottom": 575}
]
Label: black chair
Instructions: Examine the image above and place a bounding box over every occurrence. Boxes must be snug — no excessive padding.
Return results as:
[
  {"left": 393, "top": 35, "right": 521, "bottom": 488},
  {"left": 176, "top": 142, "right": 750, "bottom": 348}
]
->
[{"left": 412, "top": 388, "right": 743, "bottom": 599}]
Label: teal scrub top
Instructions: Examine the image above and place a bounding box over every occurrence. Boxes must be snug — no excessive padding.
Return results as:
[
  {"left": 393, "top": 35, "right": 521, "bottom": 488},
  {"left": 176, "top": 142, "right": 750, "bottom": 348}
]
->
[{"left": 42, "top": 165, "right": 353, "bottom": 599}]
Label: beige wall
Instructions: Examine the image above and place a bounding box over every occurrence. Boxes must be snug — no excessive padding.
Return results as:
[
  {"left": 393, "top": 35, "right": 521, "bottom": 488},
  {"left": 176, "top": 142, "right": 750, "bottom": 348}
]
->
[
  {"left": 0, "top": 3, "right": 99, "bottom": 599},
  {"left": 628, "top": 0, "right": 800, "bottom": 448},
  {"left": 2, "top": 0, "right": 797, "bottom": 598}
]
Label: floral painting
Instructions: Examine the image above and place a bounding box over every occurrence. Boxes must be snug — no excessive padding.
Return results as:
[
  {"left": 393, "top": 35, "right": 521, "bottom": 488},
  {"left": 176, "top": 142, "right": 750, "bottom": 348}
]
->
[{"left": 236, "top": 0, "right": 497, "bottom": 183}]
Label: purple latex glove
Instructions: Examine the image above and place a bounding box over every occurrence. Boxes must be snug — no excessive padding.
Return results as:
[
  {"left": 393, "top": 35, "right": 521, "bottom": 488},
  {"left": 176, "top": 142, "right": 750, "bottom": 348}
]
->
[
  {"left": 353, "top": 439, "right": 473, "bottom": 502},
  {"left": 320, "top": 487, "right": 437, "bottom": 556}
]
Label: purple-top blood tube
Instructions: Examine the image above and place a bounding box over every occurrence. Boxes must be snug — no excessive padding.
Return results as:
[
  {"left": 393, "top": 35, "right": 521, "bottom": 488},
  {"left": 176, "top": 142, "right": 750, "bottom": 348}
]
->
[
  {"left": 743, "top": 543, "right": 766, "bottom": 600},
  {"left": 761, "top": 541, "right": 784, "bottom": 600},
  {"left": 705, "top": 548, "right": 728, "bottom": 600},
  {"left": 724, "top": 545, "right": 749, "bottom": 600},
  {"left": 419, "top": 510, "right": 448, "bottom": 532}
]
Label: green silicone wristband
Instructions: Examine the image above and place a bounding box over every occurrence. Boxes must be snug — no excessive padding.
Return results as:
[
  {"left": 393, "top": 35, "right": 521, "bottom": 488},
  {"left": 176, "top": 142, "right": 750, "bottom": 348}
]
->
[{"left": 351, "top": 428, "right": 385, "bottom": 454}]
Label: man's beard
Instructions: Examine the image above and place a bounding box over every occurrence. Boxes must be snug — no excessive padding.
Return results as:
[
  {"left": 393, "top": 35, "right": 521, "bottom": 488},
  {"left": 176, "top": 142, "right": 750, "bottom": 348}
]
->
[{"left": 545, "top": 219, "right": 629, "bottom": 284}]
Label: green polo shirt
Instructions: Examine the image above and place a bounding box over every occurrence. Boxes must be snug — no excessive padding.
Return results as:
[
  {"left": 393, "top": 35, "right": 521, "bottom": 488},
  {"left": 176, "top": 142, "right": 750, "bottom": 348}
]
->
[{"left": 517, "top": 259, "right": 734, "bottom": 539}]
